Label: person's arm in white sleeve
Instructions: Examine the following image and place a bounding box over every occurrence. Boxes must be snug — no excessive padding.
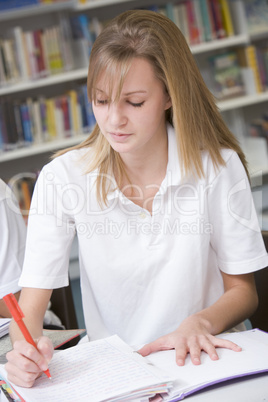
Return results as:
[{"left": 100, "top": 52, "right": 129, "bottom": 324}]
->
[{"left": 6, "top": 166, "right": 76, "bottom": 387}]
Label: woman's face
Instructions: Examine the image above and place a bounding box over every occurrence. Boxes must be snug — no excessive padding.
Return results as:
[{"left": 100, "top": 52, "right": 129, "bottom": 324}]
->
[{"left": 92, "top": 58, "right": 171, "bottom": 158}]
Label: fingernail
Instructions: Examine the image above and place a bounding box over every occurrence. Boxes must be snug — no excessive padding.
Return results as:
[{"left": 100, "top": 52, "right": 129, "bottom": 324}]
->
[
  {"left": 212, "top": 354, "right": 218, "bottom": 360},
  {"left": 193, "top": 357, "right": 200, "bottom": 364},
  {"left": 177, "top": 359, "right": 184, "bottom": 366}
]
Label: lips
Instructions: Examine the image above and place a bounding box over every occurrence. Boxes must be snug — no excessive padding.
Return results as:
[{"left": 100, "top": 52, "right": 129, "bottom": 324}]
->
[{"left": 109, "top": 132, "right": 131, "bottom": 141}]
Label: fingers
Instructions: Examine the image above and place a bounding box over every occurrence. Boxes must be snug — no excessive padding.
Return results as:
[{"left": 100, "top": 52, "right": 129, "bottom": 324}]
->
[
  {"left": 138, "top": 337, "right": 172, "bottom": 357},
  {"left": 139, "top": 333, "right": 242, "bottom": 368},
  {"left": 5, "top": 337, "right": 54, "bottom": 387}
]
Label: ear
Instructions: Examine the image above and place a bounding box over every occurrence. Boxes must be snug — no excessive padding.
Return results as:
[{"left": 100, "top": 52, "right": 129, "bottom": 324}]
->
[{"left": 164, "top": 96, "right": 172, "bottom": 110}]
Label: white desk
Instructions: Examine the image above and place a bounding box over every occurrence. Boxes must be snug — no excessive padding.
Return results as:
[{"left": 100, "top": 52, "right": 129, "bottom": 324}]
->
[{"left": 185, "top": 372, "right": 268, "bottom": 401}]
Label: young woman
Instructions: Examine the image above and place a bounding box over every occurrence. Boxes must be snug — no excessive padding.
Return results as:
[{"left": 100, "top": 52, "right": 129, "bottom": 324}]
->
[{"left": 6, "top": 10, "right": 268, "bottom": 387}]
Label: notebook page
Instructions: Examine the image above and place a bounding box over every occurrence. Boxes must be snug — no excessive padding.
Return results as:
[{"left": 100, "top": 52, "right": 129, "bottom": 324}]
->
[
  {"left": 146, "top": 329, "right": 268, "bottom": 400},
  {"left": 0, "top": 335, "right": 170, "bottom": 402}
]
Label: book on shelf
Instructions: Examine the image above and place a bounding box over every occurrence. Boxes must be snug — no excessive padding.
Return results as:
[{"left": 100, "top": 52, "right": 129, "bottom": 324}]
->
[
  {"left": 219, "top": 0, "right": 234, "bottom": 36},
  {"left": 237, "top": 45, "right": 263, "bottom": 93},
  {"left": 159, "top": 0, "right": 233, "bottom": 47},
  {"left": 0, "top": 84, "right": 95, "bottom": 153},
  {"left": 211, "top": 0, "right": 226, "bottom": 39},
  {"left": 0, "top": 0, "right": 72, "bottom": 11},
  {"left": 0, "top": 329, "right": 268, "bottom": 402},
  {"left": 0, "top": 319, "right": 10, "bottom": 339},
  {"left": 209, "top": 50, "right": 245, "bottom": 100},
  {"left": 244, "top": 0, "right": 268, "bottom": 35},
  {"left": 0, "top": 16, "right": 81, "bottom": 86}
]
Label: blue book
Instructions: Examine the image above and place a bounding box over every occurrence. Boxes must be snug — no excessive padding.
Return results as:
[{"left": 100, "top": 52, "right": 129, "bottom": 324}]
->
[
  {"left": 81, "top": 85, "right": 96, "bottom": 130},
  {"left": 0, "top": 0, "right": 39, "bottom": 11},
  {"left": 20, "top": 103, "right": 33, "bottom": 143},
  {"left": 77, "top": 88, "right": 89, "bottom": 132}
]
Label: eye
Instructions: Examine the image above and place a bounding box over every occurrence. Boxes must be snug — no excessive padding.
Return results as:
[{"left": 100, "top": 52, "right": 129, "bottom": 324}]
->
[
  {"left": 95, "top": 99, "right": 108, "bottom": 105},
  {"left": 128, "top": 101, "right": 145, "bottom": 107}
]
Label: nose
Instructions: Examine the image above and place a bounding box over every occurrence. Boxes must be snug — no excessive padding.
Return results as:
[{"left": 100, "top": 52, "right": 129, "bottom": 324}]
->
[{"left": 108, "top": 103, "right": 127, "bottom": 128}]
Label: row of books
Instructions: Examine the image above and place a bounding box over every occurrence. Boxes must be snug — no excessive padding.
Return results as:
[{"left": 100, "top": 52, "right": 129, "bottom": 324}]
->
[
  {"left": 249, "top": 110, "right": 268, "bottom": 144},
  {"left": 0, "top": 0, "right": 69, "bottom": 11},
  {"left": 208, "top": 43, "right": 268, "bottom": 100},
  {"left": 145, "top": 0, "right": 235, "bottom": 45},
  {"left": 244, "top": 0, "right": 268, "bottom": 35},
  {"left": 0, "top": 14, "right": 102, "bottom": 86},
  {"left": 0, "top": 84, "right": 95, "bottom": 152}
]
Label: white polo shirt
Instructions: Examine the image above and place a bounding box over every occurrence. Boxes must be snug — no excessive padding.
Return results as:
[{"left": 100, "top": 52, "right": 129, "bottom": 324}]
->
[
  {"left": 0, "top": 179, "right": 26, "bottom": 299},
  {"left": 19, "top": 125, "right": 268, "bottom": 345}
]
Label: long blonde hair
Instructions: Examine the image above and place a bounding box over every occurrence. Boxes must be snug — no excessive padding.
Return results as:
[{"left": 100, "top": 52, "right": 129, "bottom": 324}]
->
[{"left": 55, "top": 9, "right": 248, "bottom": 204}]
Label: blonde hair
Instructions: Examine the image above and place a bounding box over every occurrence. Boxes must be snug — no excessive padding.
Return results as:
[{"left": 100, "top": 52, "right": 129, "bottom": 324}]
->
[{"left": 55, "top": 9, "right": 248, "bottom": 204}]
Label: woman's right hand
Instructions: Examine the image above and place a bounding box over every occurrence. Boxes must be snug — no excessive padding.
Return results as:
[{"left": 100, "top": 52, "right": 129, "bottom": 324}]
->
[{"left": 5, "top": 336, "right": 54, "bottom": 387}]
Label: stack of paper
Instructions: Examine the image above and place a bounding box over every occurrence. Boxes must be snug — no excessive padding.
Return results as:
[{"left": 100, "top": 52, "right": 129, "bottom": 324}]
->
[
  {"left": 0, "top": 329, "right": 268, "bottom": 401},
  {"left": 0, "top": 319, "right": 10, "bottom": 339}
]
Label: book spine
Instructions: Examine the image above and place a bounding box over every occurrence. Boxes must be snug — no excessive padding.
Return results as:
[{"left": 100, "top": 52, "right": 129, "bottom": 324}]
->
[
  {"left": 46, "top": 99, "right": 57, "bottom": 138},
  {"left": 185, "top": 0, "right": 200, "bottom": 45},
  {"left": 39, "top": 97, "right": 49, "bottom": 141},
  {"left": 2, "top": 39, "right": 18, "bottom": 82},
  {"left": 54, "top": 97, "right": 65, "bottom": 139},
  {"left": 219, "top": 0, "right": 234, "bottom": 36},
  {"left": 165, "top": 2, "right": 175, "bottom": 23},
  {"left": 20, "top": 103, "right": 33, "bottom": 143},
  {"left": 60, "top": 95, "right": 71, "bottom": 136},
  {"left": 13, "top": 26, "right": 28, "bottom": 81},
  {"left": 25, "top": 31, "right": 38, "bottom": 79},
  {"left": 32, "top": 100, "right": 43, "bottom": 144},
  {"left": 199, "top": 0, "right": 213, "bottom": 41},
  {"left": 193, "top": 0, "right": 204, "bottom": 43},
  {"left": 246, "top": 45, "right": 263, "bottom": 93},
  {"left": 206, "top": 0, "right": 217, "bottom": 40},
  {"left": 13, "top": 101, "right": 24, "bottom": 144},
  {"left": 211, "top": 0, "right": 226, "bottom": 39},
  {"left": 22, "top": 32, "right": 32, "bottom": 79},
  {"left": 0, "top": 41, "right": 7, "bottom": 85},
  {"left": 68, "top": 90, "right": 79, "bottom": 135}
]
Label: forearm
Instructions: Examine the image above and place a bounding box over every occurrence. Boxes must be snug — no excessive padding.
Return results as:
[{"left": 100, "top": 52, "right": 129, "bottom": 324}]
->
[
  {"left": 194, "top": 273, "right": 258, "bottom": 335},
  {"left": 9, "top": 288, "right": 52, "bottom": 344}
]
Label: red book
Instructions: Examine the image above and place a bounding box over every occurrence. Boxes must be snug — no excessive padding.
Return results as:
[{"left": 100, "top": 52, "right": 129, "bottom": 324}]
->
[
  {"left": 60, "top": 95, "right": 71, "bottom": 135},
  {"left": 206, "top": 0, "right": 217, "bottom": 40},
  {"left": 211, "top": 0, "right": 226, "bottom": 39},
  {"left": 185, "top": 0, "right": 200, "bottom": 45}
]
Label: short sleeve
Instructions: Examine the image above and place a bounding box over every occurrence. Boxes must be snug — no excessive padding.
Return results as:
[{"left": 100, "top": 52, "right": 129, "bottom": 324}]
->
[
  {"left": 0, "top": 188, "right": 26, "bottom": 298},
  {"left": 208, "top": 151, "right": 268, "bottom": 274},
  {"left": 19, "top": 164, "right": 76, "bottom": 289}
]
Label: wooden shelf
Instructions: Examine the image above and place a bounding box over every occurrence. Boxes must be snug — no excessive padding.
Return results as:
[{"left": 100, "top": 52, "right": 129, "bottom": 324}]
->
[
  {"left": 190, "top": 34, "right": 249, "bottom": 55},
  {"left": 75, "top": 0, "right": 134, "bottom": 10},
  {"left": 0, "top": 135, "right": 87, "bottom": 162},
  {"left": 218, "top": 92, "right": 268, "bottom": 112},
  {"left": 0, "top": 68, "right": 88, "bottom": 96},
  {"left": 0, "top": 0, "right": 75, "bottom": 21}
]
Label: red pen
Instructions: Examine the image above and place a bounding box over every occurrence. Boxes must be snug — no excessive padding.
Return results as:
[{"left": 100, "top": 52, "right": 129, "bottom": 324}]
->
[{"left": 3, "top": 293, "right": 52, "bottom": 380}]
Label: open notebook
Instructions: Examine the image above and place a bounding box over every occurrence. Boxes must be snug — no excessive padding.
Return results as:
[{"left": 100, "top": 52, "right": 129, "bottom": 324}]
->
[
  {"left": 0, "top": 329, "right": 268, "bottom": 402},
  {"left": 0, "top": 319, "right": 11, "bottom": 339}
]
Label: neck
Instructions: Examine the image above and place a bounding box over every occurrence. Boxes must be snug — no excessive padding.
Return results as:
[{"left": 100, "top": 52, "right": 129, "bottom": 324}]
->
[{"left": 120, "top": 133, "right": 168, "bottom": 187}]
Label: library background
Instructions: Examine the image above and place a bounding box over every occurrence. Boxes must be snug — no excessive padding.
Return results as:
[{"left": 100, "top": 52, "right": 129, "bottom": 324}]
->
[{"left": 0, "top": 0, "right": 268, "bottom": 329}]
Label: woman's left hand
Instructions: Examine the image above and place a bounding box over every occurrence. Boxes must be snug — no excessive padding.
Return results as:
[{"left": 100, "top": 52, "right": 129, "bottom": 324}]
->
[{"left": 138, "top": 314, "right": 242, "bottom": 366}]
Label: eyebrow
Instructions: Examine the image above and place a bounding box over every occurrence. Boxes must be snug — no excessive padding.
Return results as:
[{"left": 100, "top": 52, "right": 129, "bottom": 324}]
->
[{"left": 95, "top": 88, "right": 147, "bottom": 96}]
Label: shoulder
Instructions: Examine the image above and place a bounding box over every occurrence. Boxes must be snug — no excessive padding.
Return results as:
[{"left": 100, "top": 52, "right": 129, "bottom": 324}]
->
[
  {"left": 41, "top": 147, "right": 95, "bottom": 182},
  {"left": 201, "top": 148, "right": 247, "bottom": 185}
]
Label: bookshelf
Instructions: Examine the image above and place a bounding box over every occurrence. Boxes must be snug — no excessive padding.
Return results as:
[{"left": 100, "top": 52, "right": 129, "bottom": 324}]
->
[{"left": 0, "top": 0, "right": 268, "bottom": 193}]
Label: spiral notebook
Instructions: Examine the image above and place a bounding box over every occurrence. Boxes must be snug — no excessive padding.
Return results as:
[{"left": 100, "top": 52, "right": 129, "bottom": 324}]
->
[{"left": 0, "top": 329, "right": 268, "bottom": 402}]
